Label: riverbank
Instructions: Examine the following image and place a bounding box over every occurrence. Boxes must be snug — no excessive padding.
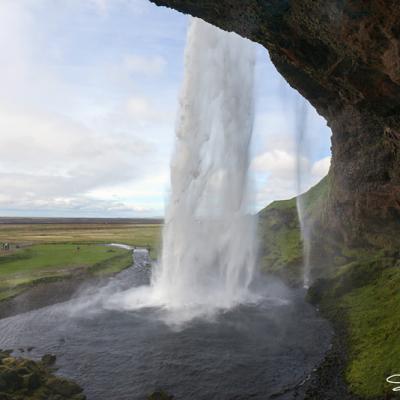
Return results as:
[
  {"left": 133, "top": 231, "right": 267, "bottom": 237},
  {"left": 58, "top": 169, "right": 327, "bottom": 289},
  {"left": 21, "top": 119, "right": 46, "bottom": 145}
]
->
[
  {"left": 0, "top": 220, "right": 161, "bottom": 309},
  {"left": 0, "top": 349, "right": 85, "bottom": 400},
  {"left": 0, "top": 244, "right": 133, "bottom": 307},
  {"left": 0, "top": 348, "right": 176, "bottom": 400},
  {"left": 0, "top": 272, "right": 107, "bottom": 320}
]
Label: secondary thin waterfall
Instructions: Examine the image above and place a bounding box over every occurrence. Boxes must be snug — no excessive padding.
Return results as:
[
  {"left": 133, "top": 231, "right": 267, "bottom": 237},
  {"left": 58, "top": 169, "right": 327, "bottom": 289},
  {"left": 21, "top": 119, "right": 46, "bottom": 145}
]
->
[
  {"left": 152, "top": 18, "right": 257, "bottom": 310},
  {"left": 105, "top": 18, "right": 257, "bottom": 321},
  {"left": 294, "top": 99, "right": 312, "bottom": 289}
]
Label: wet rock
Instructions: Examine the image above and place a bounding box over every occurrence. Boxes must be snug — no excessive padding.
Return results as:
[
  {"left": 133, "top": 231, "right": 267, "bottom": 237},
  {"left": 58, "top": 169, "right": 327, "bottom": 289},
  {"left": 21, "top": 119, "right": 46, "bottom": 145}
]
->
[
  {"left": 0, "top": 353, "right": 85, "bottom": 399},
  {"left": 24, "top": 372, "right": 41, "bottom": 391},
  {"left": 46, "top": 377, "right": 83, "bottom": 397},
  {"left": 0, "top": 377, "right": 6, "bottom": 392},
  {"left": 18, "top": 359, "right": 39, "bottom": 371},
  {"left": 41, "top": 353, "right": 57, "bottom": 367},
  {"left": 147, "top": 390, "right": 174, "bottom": 400},
  {"left": 71, "top": 395, "right": 86, "bottom": 400},
  {"left": 0, "top": 369, "right": 23, "bottom": 391},
  {"left": 0, "top": 351, "right": 12, "bottom": 363}
]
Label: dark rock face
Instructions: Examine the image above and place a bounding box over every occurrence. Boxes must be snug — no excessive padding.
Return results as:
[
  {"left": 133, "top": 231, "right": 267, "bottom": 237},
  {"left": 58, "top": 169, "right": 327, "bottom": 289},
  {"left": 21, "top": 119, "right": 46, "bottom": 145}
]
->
[{"left": 150, "top": 0, "right": 400, "bottom": 247}]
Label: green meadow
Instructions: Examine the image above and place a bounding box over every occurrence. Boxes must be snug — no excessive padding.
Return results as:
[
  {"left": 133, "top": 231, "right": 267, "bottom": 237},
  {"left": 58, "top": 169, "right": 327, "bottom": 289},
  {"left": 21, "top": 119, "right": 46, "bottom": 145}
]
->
[{"left": 0, "top": 222, "right": 162, "bottom": 301}]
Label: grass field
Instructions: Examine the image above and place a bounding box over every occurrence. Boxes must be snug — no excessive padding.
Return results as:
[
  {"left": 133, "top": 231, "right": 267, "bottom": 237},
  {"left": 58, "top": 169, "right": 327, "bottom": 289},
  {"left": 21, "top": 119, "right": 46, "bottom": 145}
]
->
[
  {"left": 0, "top": 221, "right": 162, "bottom": 302},
  {"left": 0, "top": 223, "right": 161, "bottom": 248}
]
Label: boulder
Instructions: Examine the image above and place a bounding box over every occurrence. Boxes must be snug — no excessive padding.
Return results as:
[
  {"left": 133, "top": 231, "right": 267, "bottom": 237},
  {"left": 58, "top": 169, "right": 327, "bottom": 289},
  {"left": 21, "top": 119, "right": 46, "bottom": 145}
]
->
[
  {"left": 147, "top": 390, "right": 174, "bottom": 400},
  {"left": 46, "top": 377, "right": 84, "bottom": 397},
  {"left": 41, "top": 354, "right": 57, "bottom": 367}
]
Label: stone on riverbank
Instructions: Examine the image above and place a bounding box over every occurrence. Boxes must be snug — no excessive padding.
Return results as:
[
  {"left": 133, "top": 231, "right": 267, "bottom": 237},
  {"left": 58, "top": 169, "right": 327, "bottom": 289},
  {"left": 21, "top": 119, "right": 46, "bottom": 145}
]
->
[
  {"left": 147, "top": 390, "right": 174, "bottom": 400},
  {"left": 0, "top": 350, "right": 85, "bottom": 400}
]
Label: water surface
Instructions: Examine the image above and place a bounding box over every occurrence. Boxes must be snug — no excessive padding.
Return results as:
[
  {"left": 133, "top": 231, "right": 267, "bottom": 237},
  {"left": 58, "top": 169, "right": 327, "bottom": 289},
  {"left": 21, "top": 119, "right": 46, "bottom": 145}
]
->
[{"left": 0, "top": 250, "right": 331, "bottom": 399}]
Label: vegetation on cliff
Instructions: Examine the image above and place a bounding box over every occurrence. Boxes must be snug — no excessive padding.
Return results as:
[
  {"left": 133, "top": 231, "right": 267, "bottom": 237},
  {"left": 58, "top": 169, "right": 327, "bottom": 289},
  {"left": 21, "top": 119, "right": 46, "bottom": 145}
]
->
[
  {"left": 258, "top": 175, "right": 330, "bottom": 285},
  {"left": 308, "top": 254, "right": 400, "bottom": 398},
  {"left": 258, "top": 196, "right": 302, "bottom": 285},
  {"left": 259, "top": 177, "right": 400, "bottom": 398}
]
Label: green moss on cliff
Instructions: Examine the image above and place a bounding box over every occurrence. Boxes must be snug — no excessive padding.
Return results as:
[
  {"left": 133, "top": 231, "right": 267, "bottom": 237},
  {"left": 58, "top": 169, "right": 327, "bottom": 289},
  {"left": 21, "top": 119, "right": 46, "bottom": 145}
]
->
[
  {"left": 258, "top": 176, "right": 329, "bottom": 285},
  {"left": 300, "top": 173, "right": 330, "bottom": 217},
  {"left": 258, "top": 196, "right": 302, "bottom": 285},
  {"left": 309, "top": 255, "right": 400, "bottom": 398},
  {"left": 259, "top": 174, "right": 400, "bottom": 398},
  {"left": 342, "top": 264, "right": 400, "bottom": 397}
]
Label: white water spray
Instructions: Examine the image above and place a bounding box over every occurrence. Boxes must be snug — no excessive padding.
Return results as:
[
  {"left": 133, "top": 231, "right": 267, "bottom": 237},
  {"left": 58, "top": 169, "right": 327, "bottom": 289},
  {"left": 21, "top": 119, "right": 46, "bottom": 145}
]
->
[
  {"left": 106, "top": 19, "right": 257, "bottom": 321},
  {"left": 294, "top": 99, "right": 312, "bottom": 289},
  {"left": 153, "top": 18, "right": 257, "bottom": 309}
]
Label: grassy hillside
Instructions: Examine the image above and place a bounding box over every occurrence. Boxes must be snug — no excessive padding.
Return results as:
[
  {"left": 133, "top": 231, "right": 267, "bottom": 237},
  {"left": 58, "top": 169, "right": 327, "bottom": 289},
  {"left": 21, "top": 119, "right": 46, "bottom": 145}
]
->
[
  {"left": 259, "top": 175, "right": 400, "bottom": 398},
  {"left": 258, "top": 196, "right": 302, "bottom": 285},
  {"left": 258, "top": 175, "right": 330, "bottom": 285}
]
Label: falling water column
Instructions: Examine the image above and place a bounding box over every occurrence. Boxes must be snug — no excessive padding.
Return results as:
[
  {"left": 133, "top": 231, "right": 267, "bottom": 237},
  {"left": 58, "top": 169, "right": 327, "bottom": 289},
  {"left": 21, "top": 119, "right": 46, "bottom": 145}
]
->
[{"left": 151, "top": 18, "right": 257, "bottom": 314}]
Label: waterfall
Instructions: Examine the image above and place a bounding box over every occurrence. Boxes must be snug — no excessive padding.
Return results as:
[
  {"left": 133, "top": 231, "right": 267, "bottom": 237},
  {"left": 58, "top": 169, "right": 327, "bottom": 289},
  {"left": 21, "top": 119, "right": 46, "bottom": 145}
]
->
[
  {"left": 294, "top": 99, "right": 311, "bottom": 288},
  {"left": 106, "top": 18, "right": 258, "bottom": 322},
  {"left": 152, "top": 18, "right": 257, "bottom": 310}
]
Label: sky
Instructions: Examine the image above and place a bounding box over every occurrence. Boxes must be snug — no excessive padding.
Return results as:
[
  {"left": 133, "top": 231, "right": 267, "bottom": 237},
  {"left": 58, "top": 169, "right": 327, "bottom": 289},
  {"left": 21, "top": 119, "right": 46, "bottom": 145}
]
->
[{"left": 0, "top": 0, "right": 332, "bottom": 218}]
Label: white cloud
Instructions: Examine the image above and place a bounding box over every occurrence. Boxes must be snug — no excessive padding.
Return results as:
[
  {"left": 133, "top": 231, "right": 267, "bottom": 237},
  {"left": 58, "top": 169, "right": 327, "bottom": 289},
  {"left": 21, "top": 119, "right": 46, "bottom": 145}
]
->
[
  {"left": 311, "top": 156, "right": 331, "bottom": 178},
  {"left": 126, "top": 96, "right": 171, "bottom": 124},
  {"left": 256, "top": 176, "right": 297, "bottom": 208},
  {"left": 0, "top": 0, "right": 332, "bottom": 218},
  {"left": 0, "top": 1, "right": 178, "bottom": 217},
  {"left": 251, "top": 149, "right": 309, "bottom": 179},
  {"left": 124, "top": 54, "right": 167, "bottom": 76},
  {"left": 88, "top": 172, "right": 169, "bottom": 200},
  {"left": 254, "top": 155, "right": 331, "bottom": 209},
  {"left": 87, "top": 0, "right": 150, "bottom": 16},
  {"left": 0, "top": 103, "right": 165, "bottom": 216}
]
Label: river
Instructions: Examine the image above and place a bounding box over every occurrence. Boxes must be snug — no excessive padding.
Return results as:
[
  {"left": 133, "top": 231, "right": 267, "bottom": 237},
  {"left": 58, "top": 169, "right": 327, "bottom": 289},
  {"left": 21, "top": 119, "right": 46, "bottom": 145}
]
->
[{"left": 0, "top": 249, "right": 331, "bottom": 399}]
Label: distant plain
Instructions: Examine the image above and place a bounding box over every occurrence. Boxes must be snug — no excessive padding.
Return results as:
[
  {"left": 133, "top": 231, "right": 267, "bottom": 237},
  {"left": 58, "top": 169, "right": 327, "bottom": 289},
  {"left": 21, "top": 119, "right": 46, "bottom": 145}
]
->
[{"left": 0, "top": 219, "right": 162, "bottom": 302}]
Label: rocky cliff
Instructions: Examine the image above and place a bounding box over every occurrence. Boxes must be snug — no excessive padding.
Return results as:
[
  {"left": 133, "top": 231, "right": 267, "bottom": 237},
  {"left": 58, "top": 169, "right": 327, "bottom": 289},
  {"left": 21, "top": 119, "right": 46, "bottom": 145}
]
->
[
  {"left": 151, "top": 0, "right": 400, "bottom": 400},
  {"left": 147, "top": 3, "right": 400, "bottom": 397},
  {"left": 150, "top": 0, "right": 400, "bottom": 249}
]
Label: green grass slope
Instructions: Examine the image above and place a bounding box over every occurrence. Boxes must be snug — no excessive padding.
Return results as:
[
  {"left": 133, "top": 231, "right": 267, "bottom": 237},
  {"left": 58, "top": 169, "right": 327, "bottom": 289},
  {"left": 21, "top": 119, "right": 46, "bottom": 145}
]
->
[
  {"left": 259, "top": 175, "right": 400, "bottom": 398},
  {"left": 258, "top": 176, "right": 329, "bottom": 285},
  {"left": 258, "top": 196, "right": 302, "bottom": 285},
  {"left": 308, "top": 253, "right": 400, "bottom": 398}
]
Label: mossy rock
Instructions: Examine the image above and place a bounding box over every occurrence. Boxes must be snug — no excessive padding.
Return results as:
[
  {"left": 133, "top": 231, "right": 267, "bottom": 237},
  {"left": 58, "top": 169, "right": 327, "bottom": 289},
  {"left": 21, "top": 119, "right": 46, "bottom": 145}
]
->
[
  {"left": 0, "top": 351, "right": 85, "bottom": 400},
  {"left": 147, "top": 390, "right": 174, "bottom": 400},
  {"left": 46, "top": 377, "right": 83, "bottom": 397}
]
